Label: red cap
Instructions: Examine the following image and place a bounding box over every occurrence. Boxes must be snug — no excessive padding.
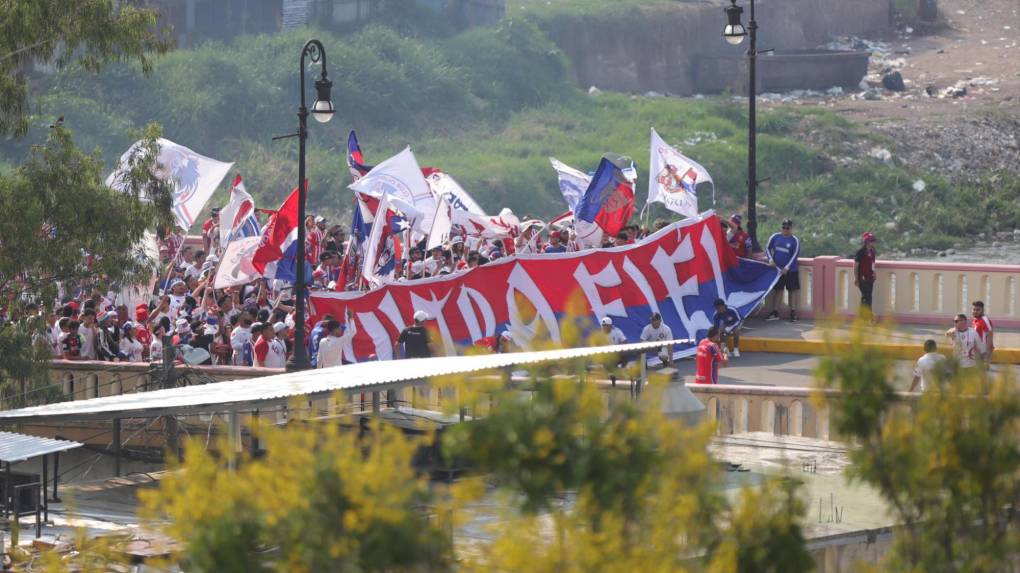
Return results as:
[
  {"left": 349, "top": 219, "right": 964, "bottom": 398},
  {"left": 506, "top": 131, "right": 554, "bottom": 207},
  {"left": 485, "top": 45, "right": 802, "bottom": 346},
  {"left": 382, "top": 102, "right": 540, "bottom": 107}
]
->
[{"left": 862, "top": 232, "right": 877, "bottom": 243}]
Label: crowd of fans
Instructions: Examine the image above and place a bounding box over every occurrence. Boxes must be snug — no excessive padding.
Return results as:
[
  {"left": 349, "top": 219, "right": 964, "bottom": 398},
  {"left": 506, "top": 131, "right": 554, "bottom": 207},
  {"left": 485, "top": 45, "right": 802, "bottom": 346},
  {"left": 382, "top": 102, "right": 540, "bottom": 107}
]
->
[{"left": 4, "top": 204, "right": 1000, "bottom": 391}]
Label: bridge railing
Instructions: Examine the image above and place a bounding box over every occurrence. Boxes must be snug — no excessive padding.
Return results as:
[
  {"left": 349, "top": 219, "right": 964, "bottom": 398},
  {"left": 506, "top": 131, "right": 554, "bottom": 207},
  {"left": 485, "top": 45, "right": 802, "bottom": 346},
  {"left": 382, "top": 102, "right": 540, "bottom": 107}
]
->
[{"left": 794, "top": 257, "right": 1020, "bottom": 328}]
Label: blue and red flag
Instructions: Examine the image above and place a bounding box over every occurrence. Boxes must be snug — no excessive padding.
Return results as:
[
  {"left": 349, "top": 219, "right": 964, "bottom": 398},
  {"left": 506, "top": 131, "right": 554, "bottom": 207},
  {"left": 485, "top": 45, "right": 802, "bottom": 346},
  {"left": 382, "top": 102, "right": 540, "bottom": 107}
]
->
[
  {"left": 251, "top": 184, "right": 313, "bottom": 284},
  {"left": 574, "top": 157, "right": 636, "bottom": 240},
  {"left": 347, "top": 131, "right": 374, "bottom": 181}
]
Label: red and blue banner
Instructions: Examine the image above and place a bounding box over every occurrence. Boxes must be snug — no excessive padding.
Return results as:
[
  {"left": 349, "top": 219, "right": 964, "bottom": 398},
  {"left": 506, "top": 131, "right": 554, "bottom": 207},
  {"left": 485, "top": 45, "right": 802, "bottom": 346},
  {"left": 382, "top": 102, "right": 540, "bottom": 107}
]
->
[
  {"left": 309, "top": 213, "right": 779, "bottom": 363},
  {"left": 252, "top": 184, "right": 313, "bottom": 284}
]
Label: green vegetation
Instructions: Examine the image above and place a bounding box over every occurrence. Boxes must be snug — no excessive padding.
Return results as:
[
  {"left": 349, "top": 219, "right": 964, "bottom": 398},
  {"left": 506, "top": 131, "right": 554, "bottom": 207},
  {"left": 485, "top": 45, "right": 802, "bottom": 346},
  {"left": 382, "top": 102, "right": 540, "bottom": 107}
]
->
[
  {"left": 2, "top": 14, "right": 1017, "bottom": 257},
  {"left": 507, "top": 0, "right": 675, "bottom": 19}
]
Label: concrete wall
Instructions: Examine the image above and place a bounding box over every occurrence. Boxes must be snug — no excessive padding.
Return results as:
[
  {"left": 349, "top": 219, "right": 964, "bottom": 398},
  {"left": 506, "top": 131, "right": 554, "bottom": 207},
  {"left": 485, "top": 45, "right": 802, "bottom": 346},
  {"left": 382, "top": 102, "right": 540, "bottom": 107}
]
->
[{"left": 540, "top": 0, "right": 890, "bottom": 95}]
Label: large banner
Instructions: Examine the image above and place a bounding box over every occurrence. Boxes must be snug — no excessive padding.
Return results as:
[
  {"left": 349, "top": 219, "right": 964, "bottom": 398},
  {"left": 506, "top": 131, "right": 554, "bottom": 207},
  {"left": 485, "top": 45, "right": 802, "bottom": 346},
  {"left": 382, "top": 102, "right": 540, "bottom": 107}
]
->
[{"left": 309, "top": 213, "right": 779, "bottom": 363}]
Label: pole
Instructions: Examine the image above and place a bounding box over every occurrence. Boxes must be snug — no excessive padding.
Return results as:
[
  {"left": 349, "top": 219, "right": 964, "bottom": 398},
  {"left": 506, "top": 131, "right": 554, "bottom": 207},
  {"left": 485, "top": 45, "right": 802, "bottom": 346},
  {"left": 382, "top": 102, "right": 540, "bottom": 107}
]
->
[
  {"left": 112, "top": 418, "right": 122, "bottom": 478},
  {"left": 290, "top": 44, "right": 311, "bottom": 371},
  {"left": 746, "top": 0, "right": 760, "bottom": 252}
]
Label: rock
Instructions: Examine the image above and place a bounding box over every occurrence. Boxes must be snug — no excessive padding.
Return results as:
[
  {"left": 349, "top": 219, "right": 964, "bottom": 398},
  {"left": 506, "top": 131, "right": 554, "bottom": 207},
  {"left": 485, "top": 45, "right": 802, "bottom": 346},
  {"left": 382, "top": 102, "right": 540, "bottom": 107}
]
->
[
  {"left": 864, "top": 88, "right": 883, "bottom": 100},
  {"left": 885, "top": 221, "right": 897, "bottom": 231},
  {"left": 882, "top": 71, "right": 906, "bottom": 91},
  {"left": 826, "top": 86, "right": 844, "bottom": 97},
  {"left": 912, "top": 179, "right": 926, "bottom": 192},
  {"left": 587, "top": 86, "right": 602, "bottom": 96},
  {"left": 869, "top": 147, "right": 893, "bottom": 163},
  {"left": 644, "top": 91, "right": 664, "bottom": 98},
  {"left": 938, "top": 251, "right": 948, "bottom": 257},
  {"left": 947, "top": 248, "right": 957, "bottom": 255}
]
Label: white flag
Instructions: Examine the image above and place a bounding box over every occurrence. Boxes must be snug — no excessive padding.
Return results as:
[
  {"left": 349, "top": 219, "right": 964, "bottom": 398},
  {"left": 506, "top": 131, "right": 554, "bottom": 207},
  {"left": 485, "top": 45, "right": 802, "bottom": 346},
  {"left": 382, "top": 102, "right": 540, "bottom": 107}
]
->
[
  {"left": 218, "top": 174, "right": 258, "bottom": 246},
  {"left": 361, "top": 192, "right": 395, "bottom": 287},
  {"left": 426, "top": 195, "right": 454, "bottom": 251},
  {"left": 648, "top": 128, "right": 714, "bottom": 219},
  {"left": 451, "top": 207, "right": 520, "bottom": 239},
  {"left": 424, "top": 170, "right": 486, "bottom": 215},
  {"left": 549, "top": 157, "right": 591, "bottom": 212},
  {"left": 106, "top": 138, "right": 233, "bottom": 230},
  {"left": 213, "top": 236, "right": 262, "bottom": 289},
  {"left": 349, "top": 147, "right": 437, "bottom": 237}
]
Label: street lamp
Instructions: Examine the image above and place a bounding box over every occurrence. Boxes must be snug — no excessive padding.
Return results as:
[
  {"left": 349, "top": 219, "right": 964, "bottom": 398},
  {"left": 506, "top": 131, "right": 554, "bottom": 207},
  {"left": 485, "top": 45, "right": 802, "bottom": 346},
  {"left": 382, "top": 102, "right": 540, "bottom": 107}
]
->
[
  {"left": 289, "top": 39, "right": 333, "bottom": 371},
  {"left": 722, "top": 0, "right": 761, "bottom": 252}
]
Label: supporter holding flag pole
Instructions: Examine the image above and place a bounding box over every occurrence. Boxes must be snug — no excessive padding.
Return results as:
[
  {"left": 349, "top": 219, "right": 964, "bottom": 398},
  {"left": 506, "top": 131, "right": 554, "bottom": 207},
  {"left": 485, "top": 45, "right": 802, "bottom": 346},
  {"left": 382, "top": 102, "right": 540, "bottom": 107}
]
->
[
  {"left": 426, "top": 194, "right": 454, "bottom": 251},
  {"left": 647, "top": 127, "right": 715, "bottom": 220},
  {"left": 252, "top": 183, "right": 313, "bottom": 284},
  {"left": 573, "top": 154, "right": 636, "bottom": 248},
  {"left": 549, "top": 157, "right": 591, "bottom": 213}
]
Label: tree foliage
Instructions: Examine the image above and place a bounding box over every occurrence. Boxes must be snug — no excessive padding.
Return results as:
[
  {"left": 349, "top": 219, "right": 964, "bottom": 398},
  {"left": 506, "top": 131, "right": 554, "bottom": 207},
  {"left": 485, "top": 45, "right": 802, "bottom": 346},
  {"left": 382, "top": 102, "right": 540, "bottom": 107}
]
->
[
  {"left": 0, "top": 0, "right": 171, "bottom": 136},
  {"left": 817, "top": 327, "right": 1020, "bottom": 572}
]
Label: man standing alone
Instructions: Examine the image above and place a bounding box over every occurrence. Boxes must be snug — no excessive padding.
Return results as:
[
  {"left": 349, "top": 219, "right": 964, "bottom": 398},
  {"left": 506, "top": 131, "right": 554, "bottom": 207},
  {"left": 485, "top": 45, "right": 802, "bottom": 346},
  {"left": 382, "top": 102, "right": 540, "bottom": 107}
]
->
[{"left": 854, "top": 232, "right": 878, "bottom": 319}]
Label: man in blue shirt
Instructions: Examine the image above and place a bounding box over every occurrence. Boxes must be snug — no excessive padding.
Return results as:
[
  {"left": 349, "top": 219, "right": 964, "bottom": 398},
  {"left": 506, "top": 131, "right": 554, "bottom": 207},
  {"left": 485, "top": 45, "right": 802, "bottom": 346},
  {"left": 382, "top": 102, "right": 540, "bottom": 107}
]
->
[
  {"left": 764, "top": 219, "right": 801, "bottom": 322},
  {"left": 712, "top": 298, "right": 743, "bottom": 357}
]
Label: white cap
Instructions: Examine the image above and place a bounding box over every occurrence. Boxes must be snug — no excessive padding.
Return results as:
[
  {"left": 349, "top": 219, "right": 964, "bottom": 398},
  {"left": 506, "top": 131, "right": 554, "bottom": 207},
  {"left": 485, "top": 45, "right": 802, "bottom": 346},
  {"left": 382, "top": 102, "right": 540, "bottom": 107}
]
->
[
  {"left": 600, "top": 317, "right": 613, "bottom": 326},
  {"left": 273, "top": 322, "right": 288, "bottom": 333},
  {"left": 413, "top": 310, "right": 429, "bottom": 322}
]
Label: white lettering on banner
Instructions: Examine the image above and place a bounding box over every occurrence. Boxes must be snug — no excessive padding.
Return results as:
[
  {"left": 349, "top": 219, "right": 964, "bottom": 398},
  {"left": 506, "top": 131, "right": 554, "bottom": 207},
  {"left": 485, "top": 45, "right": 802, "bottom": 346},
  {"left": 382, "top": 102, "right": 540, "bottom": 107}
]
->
[
  {"left": 506, "top": 263, "right": 561, "bottom": 348},
  {"left": 621, "top": 255, "right": 660, "bottom": 315},
  {"left": 410, "top": 290, "right": 456, "bottom": 356},
  {"left": 573, "top": 261, "right": 627, "bottom": 320},
  {"left": 357, "top": 310, "right": 394, "bottom": 361},
  {"left": 699, "top": 226, "right": 727, "bottom": 302},
  {"left": 378, "top": 291, "right": 407, "bottom": 335},
  {"left": 457, "top": 286, "right": 496, "bottom": 342},
  {"left": 651, "top": 235, "right": 712, "bottom": 336}
]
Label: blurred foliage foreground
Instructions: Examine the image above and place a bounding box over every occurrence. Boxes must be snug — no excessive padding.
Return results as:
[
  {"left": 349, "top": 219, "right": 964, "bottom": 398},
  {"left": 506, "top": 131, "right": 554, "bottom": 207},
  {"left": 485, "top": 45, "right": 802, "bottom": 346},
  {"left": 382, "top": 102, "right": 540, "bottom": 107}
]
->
[{"left": 21, "top": 323, "right": 1020, "bottom": 573}]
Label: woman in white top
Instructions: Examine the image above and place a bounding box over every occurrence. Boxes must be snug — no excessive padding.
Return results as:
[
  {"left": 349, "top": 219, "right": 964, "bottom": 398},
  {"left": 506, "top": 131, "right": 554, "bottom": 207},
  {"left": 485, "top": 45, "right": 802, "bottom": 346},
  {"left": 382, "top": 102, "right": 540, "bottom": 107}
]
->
[{"left": 119, "top": 322, "right": 145, "bottom": 362}]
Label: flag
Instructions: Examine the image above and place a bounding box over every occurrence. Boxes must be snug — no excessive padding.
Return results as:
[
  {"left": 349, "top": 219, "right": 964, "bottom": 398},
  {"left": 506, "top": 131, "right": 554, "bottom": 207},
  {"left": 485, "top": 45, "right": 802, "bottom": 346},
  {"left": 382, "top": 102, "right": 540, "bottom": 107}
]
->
[
  {"left": 427, "top": 194, "right": 454, "bottom": 251},
  {"left": 337, "top": 196, "right": 369, "bottom": 291},
  {"left": 213, "top": 236, "right": 262, "bottom": 288},
  {"left": 106, "top": 138, "right": 233, "bottom": 230},
  {"left": 252, "top": 185, "right": 313, "bottom": 283},
  {"left": 347, "top": 131, "right": 374, "bottom": 181},
  {"left": 549, "top": 158, "right": 591, "bottom": 212},
  {"left": 361, "top": 193, "right": 411, "bottom": 287},
  {"left": 451, "top": 208, "right": 520, "bottom": 239},
  {"left": 648, "top": 128, "right": 714, "bottom": 219},
  {"left": 219, "top": 174, "right": 261, "bottom": 245},
  {"left": 348, "top": 147, "right": 437, "bottom": 237},
  {"left": 574, "top": 157, "right": 636, "bottom": 247},
  {"left": 423, "top": 169, "right": 486, "bottom": 215}
]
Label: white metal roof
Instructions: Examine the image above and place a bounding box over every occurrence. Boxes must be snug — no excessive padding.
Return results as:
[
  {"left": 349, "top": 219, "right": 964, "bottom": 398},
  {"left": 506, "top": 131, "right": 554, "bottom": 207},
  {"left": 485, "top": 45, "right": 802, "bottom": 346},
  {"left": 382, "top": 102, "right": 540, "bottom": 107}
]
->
[
  {"left": 0, "top": 340, "right": 686, "bottom": 423},
  {"left": 0, "top": 431, "right": 83, "bottom": 463}
]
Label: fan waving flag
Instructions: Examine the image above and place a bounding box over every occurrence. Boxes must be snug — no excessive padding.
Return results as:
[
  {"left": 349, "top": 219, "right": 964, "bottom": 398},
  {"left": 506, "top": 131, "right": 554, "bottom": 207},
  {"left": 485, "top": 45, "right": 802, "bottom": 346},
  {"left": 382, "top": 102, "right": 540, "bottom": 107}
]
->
[
  {"left": 347, "top": 131, "right": 374, "bottom": 181},
  {"left": 252, "top": 184, "right": 313, "bottom": 284},
  {"left": 574, "top": 156, "right": 636, "bottom": 247},
  {"left": 348, "top": 147, "right": 437, "bottom": 237},
  {"left": 219, "top": 174, "right": 261, "bottom": 245},
  {"left": 648, "top": 128, "right": 714, "bottom": 219}
]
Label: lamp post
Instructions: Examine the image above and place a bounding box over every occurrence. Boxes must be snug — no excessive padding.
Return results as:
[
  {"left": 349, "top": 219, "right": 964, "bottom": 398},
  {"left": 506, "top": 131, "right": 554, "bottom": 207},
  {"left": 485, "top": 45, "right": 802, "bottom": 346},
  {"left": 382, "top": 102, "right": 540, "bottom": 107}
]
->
[
  {"left": 723, "top": 0, "right": 761, "bottom": 252},
  {"left": 289, "top": 39, "right": 334, "bottom": 371}
]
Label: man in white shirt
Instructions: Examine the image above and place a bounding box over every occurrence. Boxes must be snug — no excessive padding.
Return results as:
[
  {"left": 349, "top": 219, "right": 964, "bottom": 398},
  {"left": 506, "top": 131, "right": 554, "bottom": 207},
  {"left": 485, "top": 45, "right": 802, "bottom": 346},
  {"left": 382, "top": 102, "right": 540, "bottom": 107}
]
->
[
  {"left": 600, "top": 316, "right": 628, "bottom": 345},
  {"left": 639, "top": 312, "right": 674, "bottom": 366},
  {"left": 910, "top": 339, "right": 947, "bottom": 392},
  {"left": 317, "top": 312, "right": 358, "bottom": 368},
  {"left": 78, "top": 309, "right": 98, "bottom": 360},
  {"left": 945, "top": 314, "right": 980, "bottom": 369}
]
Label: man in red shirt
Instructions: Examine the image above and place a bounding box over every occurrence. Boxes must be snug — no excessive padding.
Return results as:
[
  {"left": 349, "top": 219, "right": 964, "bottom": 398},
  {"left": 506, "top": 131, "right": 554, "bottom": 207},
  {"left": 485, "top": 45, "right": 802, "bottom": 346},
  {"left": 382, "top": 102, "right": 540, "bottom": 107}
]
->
[
  {"left": 694, "top": 327, "right": 728, "bottom": 384},
  {"left": 726, "top": 214, "right": 751, "bottom": 258},
  {"left": 853, "top": 232, "right": 878, "bottom": 319},
  {"left": 201, "top": 208, "right": 220, "bottom": 253},
  {"left": 971, "top": 300, "right": 994, "bottom": 366}
]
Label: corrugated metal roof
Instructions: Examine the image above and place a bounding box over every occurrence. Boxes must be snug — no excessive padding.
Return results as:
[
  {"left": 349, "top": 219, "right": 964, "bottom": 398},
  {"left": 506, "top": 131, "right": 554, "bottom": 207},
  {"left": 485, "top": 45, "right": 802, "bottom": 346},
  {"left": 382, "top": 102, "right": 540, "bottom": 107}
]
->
[
  {"left": 0, "top": 340, "right": 687, "bottom": 423},
  {"left": 0, "top": 431, "right": 83, "bottom": 463}
]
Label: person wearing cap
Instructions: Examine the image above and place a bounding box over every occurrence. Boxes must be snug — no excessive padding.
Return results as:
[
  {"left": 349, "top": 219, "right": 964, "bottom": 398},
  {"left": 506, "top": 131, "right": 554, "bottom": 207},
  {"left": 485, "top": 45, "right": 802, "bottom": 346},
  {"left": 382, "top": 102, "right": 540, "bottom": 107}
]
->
[
  {"left": 253, "top": 322, "right": 286, "bottom": 369},
  {"left": 397, "top": 310, "right": 434, "bottom": 359},
  {"left": 853, "top": 232, "right": 878, "bottom": 318},
  {"left": 544, "top": 230, "right": 567, "bottom": 254},
  {"left": 231, "top": 315, "right": 255, "bottom": 366},
  {"left": 712, "top": 299, "right": 743, "bottom": 358},
  {"left": 424, "top": 246, "right": 445, "bottom": 277},
  {"left": 96, "top": 311, "right": 122, "bottom": 361},
  {"left": 726, "top": 214, "right": 752, "bottom": 258},
  {"left": 639, "top": 312, "right": 674, "bottom": 366},
  {"left": 599, "top": 316, "right": 628, "bottom": 345},
  {"left": 317, "top": 310, "right": 358, "bottom": 368},
  {"left": 945, "top": 313, "right": 980, "bottom": 370},
  {"left": 694, "top": 327, "right": 729, "bottom": 384},
  {"left": 119, "top": 322, "right": 144, "bottom": 362},
  {"left": 59, "top": 320, "right": 84, "bottom": 360},
  {"left": 764, "top": 219, "right": 802, "bottom": 322}
]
